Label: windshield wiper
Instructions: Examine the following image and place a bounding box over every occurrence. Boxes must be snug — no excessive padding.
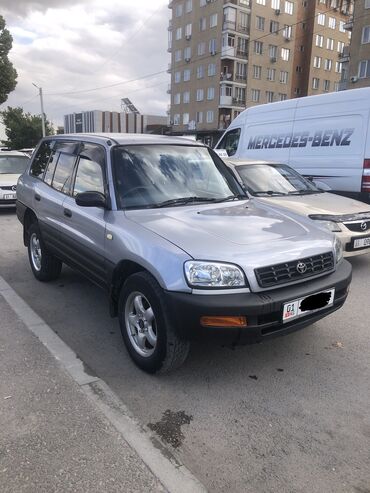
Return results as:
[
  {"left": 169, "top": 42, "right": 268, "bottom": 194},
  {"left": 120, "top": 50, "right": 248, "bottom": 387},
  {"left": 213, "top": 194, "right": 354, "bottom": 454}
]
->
[
  {"left": 287, "top": 189, "right": 323, "bottom": 195},
  {"left": 211, "top": 194, "right": 247, "bottom": 203},
  {"left": 253, "top": 191, "right": 288, "bottom": 196},
  {"left": 153, "top": 196, "right": 220, "bottom": 208}
]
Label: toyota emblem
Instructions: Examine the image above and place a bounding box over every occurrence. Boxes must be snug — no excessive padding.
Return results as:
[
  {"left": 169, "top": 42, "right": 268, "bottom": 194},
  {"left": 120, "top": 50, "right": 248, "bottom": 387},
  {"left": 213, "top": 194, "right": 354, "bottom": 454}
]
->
[
  {"left": 360, "top": 221, "right": 368, "bottom": 231},
  {"left": 12, "top": 185, "right": 16, "bottom": 192},
  {"left": 296, "top": 262, "right": 307, "bottom": 274}
]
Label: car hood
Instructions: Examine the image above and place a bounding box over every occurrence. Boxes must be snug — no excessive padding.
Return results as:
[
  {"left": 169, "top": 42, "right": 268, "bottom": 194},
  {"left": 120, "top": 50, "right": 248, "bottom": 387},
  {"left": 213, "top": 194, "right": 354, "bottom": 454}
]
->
[
  {"left": 0, "top": 173, "right": 21, "bottom": 186},
  {"left": 255, "top": 193, "right": 370, "bottom": 220},
  {"left": 125, "top": 199, "right": 335, "bottom": 289}
]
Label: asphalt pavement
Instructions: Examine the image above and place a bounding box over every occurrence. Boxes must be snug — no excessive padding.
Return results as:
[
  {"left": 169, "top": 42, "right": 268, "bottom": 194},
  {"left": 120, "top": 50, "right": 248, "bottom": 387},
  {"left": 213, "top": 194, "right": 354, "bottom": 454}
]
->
[{"left": 0, "top": 208, "right": 369, "bottom": 493}]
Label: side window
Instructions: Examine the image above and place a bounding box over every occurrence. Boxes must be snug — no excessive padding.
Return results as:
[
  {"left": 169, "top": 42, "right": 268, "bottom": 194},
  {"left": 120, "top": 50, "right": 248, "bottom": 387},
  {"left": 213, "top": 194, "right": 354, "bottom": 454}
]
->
[
  {"left": 30, "top": 140, "right": 54, "bottom": 178},
  {"left": 43, "top": 151, "right": 58, "bottom": 186},
  {"left": 52, "top": 153, "right": 77, "bottom": 193},
  {"left": 73, "top": 143, "right": 106, "bottom": 197},
  {"left": 217, "top": 128, "right": 241, "bottom": 156}
]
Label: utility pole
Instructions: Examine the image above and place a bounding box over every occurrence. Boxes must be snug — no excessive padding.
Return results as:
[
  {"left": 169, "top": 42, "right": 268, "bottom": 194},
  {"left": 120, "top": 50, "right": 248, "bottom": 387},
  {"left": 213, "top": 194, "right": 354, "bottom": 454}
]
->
[{"left": 32, "top": 83, "right": 46, "bottom": 137}]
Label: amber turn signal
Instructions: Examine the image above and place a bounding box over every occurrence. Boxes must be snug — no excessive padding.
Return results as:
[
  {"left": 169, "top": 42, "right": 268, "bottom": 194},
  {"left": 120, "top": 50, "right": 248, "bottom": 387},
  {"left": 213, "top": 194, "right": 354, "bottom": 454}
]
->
[{"left": 200, "top": 316, "right": 247, "bottom": 328}]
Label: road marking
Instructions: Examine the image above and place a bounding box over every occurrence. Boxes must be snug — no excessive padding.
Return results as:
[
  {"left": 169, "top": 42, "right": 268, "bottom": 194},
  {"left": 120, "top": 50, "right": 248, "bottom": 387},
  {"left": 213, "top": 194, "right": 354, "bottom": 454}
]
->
[{"left": 0, "top": 275, "right": 207, "bottom": 493}]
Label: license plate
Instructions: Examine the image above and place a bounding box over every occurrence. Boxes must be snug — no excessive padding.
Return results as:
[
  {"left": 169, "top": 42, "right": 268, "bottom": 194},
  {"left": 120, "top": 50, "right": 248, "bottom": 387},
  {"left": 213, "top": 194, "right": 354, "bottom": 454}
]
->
[
  {"left": 283, "top": 288, "right": 335, "bottom": 323},
  {"left": 353, "top": 236, "right": 370, "bottom": 249},
  {"left": 3, "top": 193, "right": 16, "bottom": 200}
]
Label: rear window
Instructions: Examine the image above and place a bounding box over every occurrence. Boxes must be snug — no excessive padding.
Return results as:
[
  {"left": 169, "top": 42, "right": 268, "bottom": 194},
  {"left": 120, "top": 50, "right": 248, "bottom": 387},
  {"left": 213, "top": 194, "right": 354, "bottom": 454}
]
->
[
  {"left": 216, "top": 128, "right": 241, "bottom": 157},
  {"left": 30, "top": 141, "right": 54, "bottom": 178}
]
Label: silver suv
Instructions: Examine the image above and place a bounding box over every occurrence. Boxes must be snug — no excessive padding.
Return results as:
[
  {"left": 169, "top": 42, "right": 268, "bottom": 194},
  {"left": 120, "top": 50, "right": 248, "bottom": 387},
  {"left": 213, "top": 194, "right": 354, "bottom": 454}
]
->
[{"left": 16, "top": 134, "right": 352, "bottom": 373}]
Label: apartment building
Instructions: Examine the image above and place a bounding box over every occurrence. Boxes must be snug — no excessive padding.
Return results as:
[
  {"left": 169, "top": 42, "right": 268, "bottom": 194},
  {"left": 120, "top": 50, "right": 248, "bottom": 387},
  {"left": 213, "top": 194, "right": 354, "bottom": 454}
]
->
[
  {"left": 168, "top": 0, "right": 352, "bottom": 144},
  {"left": 339, "top": 0, "right": 370, "bottom": 90}
]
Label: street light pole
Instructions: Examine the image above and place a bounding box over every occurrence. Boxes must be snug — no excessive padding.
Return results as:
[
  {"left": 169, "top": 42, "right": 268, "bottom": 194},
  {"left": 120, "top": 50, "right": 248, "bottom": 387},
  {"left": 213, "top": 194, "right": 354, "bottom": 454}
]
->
[{"left": 32, "top": 83, "right": 46, "bottom": 137}]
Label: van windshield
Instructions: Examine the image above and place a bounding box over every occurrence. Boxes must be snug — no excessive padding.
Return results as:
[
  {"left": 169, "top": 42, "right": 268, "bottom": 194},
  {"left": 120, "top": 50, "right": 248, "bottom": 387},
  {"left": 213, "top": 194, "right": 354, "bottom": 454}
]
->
[
  {"left": 216, "top": 128, "right": 241, "bottom": 157},
  {"left": 112, "top": 145, "right": 243, "bottom": 209},
  {"left": 235, "top": 163, "right": 321, "bottom": 196},
  {"left": 0, "top": 155, "right": 30, "bottom": 174}
]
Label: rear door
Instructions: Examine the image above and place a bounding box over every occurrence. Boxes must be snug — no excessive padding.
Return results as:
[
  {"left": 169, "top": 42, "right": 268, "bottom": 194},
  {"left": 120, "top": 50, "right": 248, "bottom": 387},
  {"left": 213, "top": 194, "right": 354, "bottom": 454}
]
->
[{"left": 59, "top": 142, "right": 109, "bottom": 287}]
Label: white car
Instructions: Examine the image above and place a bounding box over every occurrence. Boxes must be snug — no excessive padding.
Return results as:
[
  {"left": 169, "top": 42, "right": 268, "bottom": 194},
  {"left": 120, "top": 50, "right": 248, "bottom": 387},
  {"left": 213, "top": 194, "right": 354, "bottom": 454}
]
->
[
  {"left": 0, "top": 151, "right": 30, "bottom": 208},
  {"left": 226, "top": 158, "right": 370, "bottom": 257}
]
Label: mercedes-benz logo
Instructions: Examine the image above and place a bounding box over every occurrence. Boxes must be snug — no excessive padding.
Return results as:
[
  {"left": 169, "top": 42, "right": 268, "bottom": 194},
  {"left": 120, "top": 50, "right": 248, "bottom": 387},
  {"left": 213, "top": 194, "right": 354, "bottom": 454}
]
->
[
  {"left": 296, "top": 262, "right": 307, "bottom": 274},
  {"left": 360, "top": 221, "right": 368, "bottom": 231},
  {"left": 11, "top": 185, "right": 16, "bottom": 192}
]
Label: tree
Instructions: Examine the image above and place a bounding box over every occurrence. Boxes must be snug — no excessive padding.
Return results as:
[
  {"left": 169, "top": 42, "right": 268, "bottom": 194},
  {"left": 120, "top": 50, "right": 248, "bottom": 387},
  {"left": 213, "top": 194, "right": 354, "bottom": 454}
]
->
[
  {"left": 0, "top": 107, "right": 54, "bottom": 149},
  {"left": 0, "top": 15, "right": 17, "bottom": 105}
]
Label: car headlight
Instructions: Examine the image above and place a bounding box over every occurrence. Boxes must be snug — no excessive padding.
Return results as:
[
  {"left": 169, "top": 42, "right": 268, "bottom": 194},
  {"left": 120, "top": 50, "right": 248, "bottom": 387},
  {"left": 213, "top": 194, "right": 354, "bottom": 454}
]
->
[
  {"left": 184, "top": 261, "right": 247, "bottom": 288},
  {"left": 334, "top": 237, "right": 343, "bottom": 263},
  {"left": 315, "top": 220, "right": 342, "bottom": 233}
]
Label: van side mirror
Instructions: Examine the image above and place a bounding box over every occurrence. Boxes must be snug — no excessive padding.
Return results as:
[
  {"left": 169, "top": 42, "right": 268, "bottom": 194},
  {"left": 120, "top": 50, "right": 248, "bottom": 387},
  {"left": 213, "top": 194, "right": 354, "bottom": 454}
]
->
[
  {"left": 75, "top": 191, "right": 107, "bottom": 208},
  {"left": 313, "top": 180, "right": 331, "bottom": 192}
]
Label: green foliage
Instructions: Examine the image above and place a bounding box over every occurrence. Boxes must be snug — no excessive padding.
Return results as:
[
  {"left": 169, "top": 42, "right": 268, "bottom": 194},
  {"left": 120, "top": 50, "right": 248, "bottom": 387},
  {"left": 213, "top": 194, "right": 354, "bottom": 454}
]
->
[
  {"left": 0, "top": 15, "right": 17, "bottom": 105},
  {"left": 0, "top": 106, "right": 54, "bottom": 149}
]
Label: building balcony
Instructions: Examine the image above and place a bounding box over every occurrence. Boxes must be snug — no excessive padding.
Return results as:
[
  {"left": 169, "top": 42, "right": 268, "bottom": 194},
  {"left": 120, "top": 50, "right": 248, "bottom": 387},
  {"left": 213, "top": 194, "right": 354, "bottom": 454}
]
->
[
  {"left": 167, "top": 45, "right": 172, "bottom": 53},
  {"left": 338, "top": 80, "right": 348, "bottom": 91},
  {"left": 221, "top": 72, "right": 233, "bottom": 81},
  {"left": 221, "top": 46, "right": 248, "bottom": 60},
  {"left": 219, "top": 96, "right": 246, "bottom": 107},
  {"left": 343, "top": 17, "right": 353, "bottom": 31},
  {"left": 219, "top": 95, "right": 233, "bottom": 106},
  {"left": 167, "top": 63, "right": 172, "bottom": 73},
  {"left": 168, "top": 20, "right": 172, "bottom": 31},
  {"left": 338, "top": 46, "right": 350, "bottom": 63},
  {"left": 223, "top": 0, "right": 251, "bottom": 9},
  {"left": 222, "top": 20, "right": 250, "bottom": 35},
  {"left": 232, "top": 98, "right": 246, "bottom": 107},
  {"left": 167, "top": 84, "right": 171, "bottom": 94}
]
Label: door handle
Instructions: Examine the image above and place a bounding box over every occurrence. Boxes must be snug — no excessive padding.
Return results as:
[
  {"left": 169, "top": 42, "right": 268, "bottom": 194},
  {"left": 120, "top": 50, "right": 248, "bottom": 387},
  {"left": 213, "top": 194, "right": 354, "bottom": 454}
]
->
[
  {"left": 35, "top": 194, "right": 41, "bottom": 202},
  {"left": 63, "top": 208, "right": 72, "bottom": 218}
]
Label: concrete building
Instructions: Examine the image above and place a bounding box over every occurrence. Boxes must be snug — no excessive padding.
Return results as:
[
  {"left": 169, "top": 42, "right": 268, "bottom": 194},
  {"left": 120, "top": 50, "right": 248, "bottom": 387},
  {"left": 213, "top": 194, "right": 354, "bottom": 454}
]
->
[
  {"left": 168, "top": 0, "right": 353, "bottom": 145},
  {"left": 63, "top": 111, "right": 168, "bottom": 134},
  {"left": 339, "top": 0, "right": 370, "bottom": 90}
]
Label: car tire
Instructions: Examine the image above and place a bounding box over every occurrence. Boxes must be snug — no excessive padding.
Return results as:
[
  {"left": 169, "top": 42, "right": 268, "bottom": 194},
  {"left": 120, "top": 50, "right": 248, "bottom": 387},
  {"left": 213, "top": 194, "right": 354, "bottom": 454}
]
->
[
  {"left": 27, "top": 222, "right": 62, "bottom": 282},
  {"left": 118, "top": 272, "right": 190, "bottom": 374}
]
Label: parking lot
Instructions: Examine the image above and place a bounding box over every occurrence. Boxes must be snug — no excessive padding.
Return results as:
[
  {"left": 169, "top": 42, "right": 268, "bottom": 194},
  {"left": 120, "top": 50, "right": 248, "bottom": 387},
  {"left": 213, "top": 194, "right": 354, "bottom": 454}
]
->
[{"left": 1, "top": 208, "right": 369, "bottom": 493}]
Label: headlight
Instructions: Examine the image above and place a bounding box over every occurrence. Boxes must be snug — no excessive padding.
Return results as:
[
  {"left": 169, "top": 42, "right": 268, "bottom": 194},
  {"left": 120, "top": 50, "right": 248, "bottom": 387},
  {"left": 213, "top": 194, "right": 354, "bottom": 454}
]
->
[
  {"left": 184, "top": 261, "right": 246, "bottom": 288},
  {"left": 315, "top": 220, "right": 342, "bottom": 233},
  {"left": 334, "top": 237, "right": 343, "bottom": 263}
]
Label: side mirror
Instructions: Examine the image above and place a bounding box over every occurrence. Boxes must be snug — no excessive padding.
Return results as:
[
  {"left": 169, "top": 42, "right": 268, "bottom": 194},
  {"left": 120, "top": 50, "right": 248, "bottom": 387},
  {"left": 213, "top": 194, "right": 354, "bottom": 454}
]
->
[
  {"left": 75, "top": 191, "right": 107, "bottom": 208},
  {"left": 313, "top": 180, "right": 331, "bottom": 192}
]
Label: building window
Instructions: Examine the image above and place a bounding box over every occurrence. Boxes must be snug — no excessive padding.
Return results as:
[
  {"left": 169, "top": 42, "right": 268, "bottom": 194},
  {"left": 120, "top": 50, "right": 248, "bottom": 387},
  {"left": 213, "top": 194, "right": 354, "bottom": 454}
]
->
[
  {"left": 173, "top": 114, "right": 180, "bottom": 125},
  {"left": 366, "top": 0, "right": 370, "bottom": 8},
  {"left": 312, "top": 77, "right": 319, "bottom": 90},
  {"left": 316, "top": 35, "right": 324, "bottom": 47},
  {"left": 184, "top": 47, "right": 191, "bottom": 60},
  {"left": 236, "top": 62, "right": 247, "bottom": 80},
  {"left": 239, "top": 12, "right": 249, "bottom": 32},
  {"left": 324, "top": 59, "right": 332, "bottom": 71},
  {"left": 209, "top": 38, "right": 217, "bottom": 54},
  {"left": 313, "top": 56, "right": 321, "bottom": 68},
  {"left": 267, "top": 67, "right": 276, "bottom": 81},
  {"left": 235, "top": 87, "right": 245, "bottom": 103},
  {"left": 270, "top": 20, "right": 279, "bottom": 34},
  {"left": 256, "top": 16, "right": 265, "bottom": 31},
  {"left": 254, "top": 41, "right": 263, "bottom": 54},
  {"left": 256, "top": 0, "right": 266, "bottom": 4},
  {"left": 328, "top": 17, "right": 336, "bottom": 29},
  {"left": 296, "top": 65, "right": 302, "bottom": 73},
  {"left": 281, "top": 47, "right": 290, "bottom": 61},
  {"left": 283, "top": 25, "right": 292, "bottom": 38},
  {"left": 183, "top": 91, "right": 190, "bottom": 104},
  {"left": 198, "top": 42, "right": 205, "bottom": 56},
  {"left": 175, "top": 50, "right": 182, "bottom": 62},
  {"left": 206, "top": 111, "right": 214, "bottom": 123},
  {"left": 208, "top": 63, "right": 216, "bottom": 76},
  {"left": 196, "top": 88, "right": 204, "bottom": 101},
  {"left": 207, "top": 87, "right": 215, "bottom": 100},
  {"left": 199, "top": 17, "right": 206, "bottom": 31},
  {"left": 323, "top": 80, "right": 330, "bottom": 92},
  {"left": 197, "top": 65, "right": 204, "bottom": 78},
  {"left": 279, "top": 93, "right": 287, "bottom": 101},
  {"left": 317, "top": 14, "right": 325, "bottom": 26},
  {"left": 183, "top": 113, "right": 189, "bottom": 125},
  {"left": 285, "top": 1, "right": 293, "bottom": 14},
  {"left": 271, "top": 0, "right": 280, "bottom": 9},
  {"left": 175, "top": 3, "right": 183, "bottom": 17},
  {"left": 210, "top": 13, "right": 218, "bottom": 28},
  {"left": 251, "top": 89, "right": 261, "bottom": 102},
  {"left": 185, "top": 23, "right": 192, "bottom": 37},
  {"left": 335, "top": 61, "right": 342, "bottom": 73},
  {"left": 327, "top": 38, "right": 334, "bottom": 50},
  {"left": 174, "top": 93, "right": 181, "bottom": 105},
  {"left": 334, "top": 82, "right": 339, "bottom": 92},
  {"left": 175, "top": 71, "right": 181, "bottom": 83},
  {"left": 185, "top": 0, "right": 192, "bottom": 13},
  {"left": 183, "top": 69, "right": 191, "bottom": 81},
  {"left": 359, "top": 60, "right": 370, "bottom": 78},
  {"left": 175, "top": 27, "right": 182, "bottom": 40},
  {"left": 294, "top": 88, "right": 301, "bottom": 95},
  {"left": 269, "top": 44, "right": 278, "bottom": 58},
  {"left": 253, "top": 65, "right": 262, "bottom": 79},
  {"left": 337, "top": 41, "right": 345, "bottom": 53},
  {"left": 280, "top": 70, "right": 288, "bottom": 83},
  {"left": 266, "top": 91, "right": 274, "bottom": 103},
  {"left": 339, "top": 21, "right": 345, "bottom": 33},
  {"left": 362, "top": 26, "right": 370, "bottom": 44},
  {"left": 196, "top": 111, "right": 203, "bottom": 124}
]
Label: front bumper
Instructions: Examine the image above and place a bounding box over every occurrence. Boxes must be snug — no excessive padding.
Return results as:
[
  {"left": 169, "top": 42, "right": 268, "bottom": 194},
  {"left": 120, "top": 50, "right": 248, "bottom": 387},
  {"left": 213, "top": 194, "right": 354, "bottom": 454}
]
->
[
  {"left": 164, "top": 259, "right": 352, "bottom": 345},
  {"left": 339, "top": 230, "right": 370, "bottom": 257}
]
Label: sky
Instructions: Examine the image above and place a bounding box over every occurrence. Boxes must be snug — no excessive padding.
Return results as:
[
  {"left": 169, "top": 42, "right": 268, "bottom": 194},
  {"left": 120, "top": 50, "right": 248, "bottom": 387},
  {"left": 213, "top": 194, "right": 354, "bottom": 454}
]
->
[{"left": 0, "top": 0, "right": 169, "bottom": 139}]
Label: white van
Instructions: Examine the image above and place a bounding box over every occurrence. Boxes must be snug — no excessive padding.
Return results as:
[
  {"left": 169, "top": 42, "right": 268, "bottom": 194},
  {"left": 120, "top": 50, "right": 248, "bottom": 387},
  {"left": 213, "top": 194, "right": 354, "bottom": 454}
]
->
[{"left": 215, "top": 87, "right": 370, "bottom": 202}]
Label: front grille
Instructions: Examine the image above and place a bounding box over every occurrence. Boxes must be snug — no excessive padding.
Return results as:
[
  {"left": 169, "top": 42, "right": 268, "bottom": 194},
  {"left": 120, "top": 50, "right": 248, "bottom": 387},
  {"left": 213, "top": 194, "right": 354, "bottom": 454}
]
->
[
  {"left": 0, "top": 199, "right": 16, "bottom": 204},
  {"left": 0, "top": 186, "right": 16, "bottom": 191},
  {"left": 255, "top": 252, "right": 334, "bottom": 288},
  {"left": 344, "top": 220, "right": 370, "bottom": 233}
]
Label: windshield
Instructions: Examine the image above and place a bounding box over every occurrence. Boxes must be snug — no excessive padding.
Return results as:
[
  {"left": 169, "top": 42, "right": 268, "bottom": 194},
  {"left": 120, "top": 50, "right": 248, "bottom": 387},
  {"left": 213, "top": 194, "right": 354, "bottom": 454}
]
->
[
  {"left": 235, "top": 163, "right": 320, "bottom": 196},
  {"left": 0, "top": 155, "right": 30, "bottom": 174},
  {"left": 112, "top": 145, "right": 242, "bottom": 209}
]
